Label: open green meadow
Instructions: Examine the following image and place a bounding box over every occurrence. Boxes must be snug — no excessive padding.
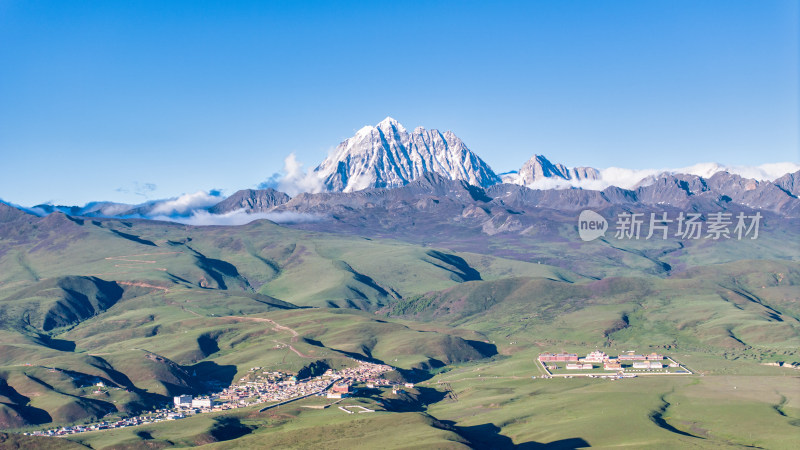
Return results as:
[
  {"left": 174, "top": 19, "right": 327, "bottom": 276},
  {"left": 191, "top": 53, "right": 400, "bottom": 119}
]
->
[{"left": 425, "top": 357, "right": 800, "bottom": 449}]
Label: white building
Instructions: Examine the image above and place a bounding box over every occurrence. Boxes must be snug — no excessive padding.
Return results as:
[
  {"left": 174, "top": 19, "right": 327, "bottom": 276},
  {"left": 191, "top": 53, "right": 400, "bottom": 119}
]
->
[
  {"left": 584, "top": 351, "right": 608, "bottom": 363},
  {"left": 566, "top": 363, "right": 593, "bottom": 370},
  {"left": 174, "top": 395, "right": 192, "bottom": 408},
  {"left": 192, "top": 398, "right": 212, "bottom": 408}
]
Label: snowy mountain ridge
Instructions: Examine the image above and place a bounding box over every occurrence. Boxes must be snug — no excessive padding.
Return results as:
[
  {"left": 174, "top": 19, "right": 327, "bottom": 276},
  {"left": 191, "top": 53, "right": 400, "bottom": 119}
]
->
[{"left": 311, "top": 117, "right": 798, "bottom": 194}]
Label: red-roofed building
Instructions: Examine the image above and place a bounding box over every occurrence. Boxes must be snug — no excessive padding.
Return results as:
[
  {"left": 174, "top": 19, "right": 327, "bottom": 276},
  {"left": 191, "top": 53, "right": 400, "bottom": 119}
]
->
[
  {"left": 332, "top": 383, "right": 350, "bottom": 394},
  {"left": 538, "top": 352, "right": 578, "bottom": 362}
]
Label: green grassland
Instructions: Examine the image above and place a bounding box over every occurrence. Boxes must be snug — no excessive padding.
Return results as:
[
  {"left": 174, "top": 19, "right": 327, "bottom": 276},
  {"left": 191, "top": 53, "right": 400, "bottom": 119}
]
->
[
  {"left": 424, "top": 355, "right": 800, "bottom": 449},
  {"left": 0, "top": 214, "right": 583, "bottom": 309},
  {"left": 387, "top": 259, "right": 800, "bottom": 358},
  {"left": 0, "top": 211, "right": 798, "bottom": 448}
]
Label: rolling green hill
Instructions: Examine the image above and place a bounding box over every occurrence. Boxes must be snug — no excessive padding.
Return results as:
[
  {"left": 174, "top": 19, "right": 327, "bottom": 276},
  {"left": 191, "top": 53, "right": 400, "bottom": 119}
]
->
[
  {"left": 0, "top": 209, "right": 797, "bottom": 448},
  {"left": 386, "top": 260, "right": 800, "bottom": 357}
]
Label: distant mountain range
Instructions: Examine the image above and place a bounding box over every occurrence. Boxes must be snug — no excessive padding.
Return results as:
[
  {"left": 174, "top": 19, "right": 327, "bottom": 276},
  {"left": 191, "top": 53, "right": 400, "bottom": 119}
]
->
[
  {"left": 265, "top": 170, "right": 800, "bottom": 246},
  {"left": 310, "top": 117, "right": 797, "bottom": 193},
  {"left": 4, "top": 168, "right": 798, "bottom": 281},
  {"left": 3, "top": 117, "right": 798, "bottom": 222}
]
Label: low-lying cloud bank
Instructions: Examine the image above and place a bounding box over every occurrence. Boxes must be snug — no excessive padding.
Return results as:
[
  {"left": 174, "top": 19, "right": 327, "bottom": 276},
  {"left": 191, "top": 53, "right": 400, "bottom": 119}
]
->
[
  {"left": 521, "top": 162, "right": 800, "bottom": 191},
  {"left": 147, "top": 190, "right": 224, "bottom": 216},
  {"left": 149, "top": 209, "right": 322, "bottom": 226},
  {"left": 13, "top": 190, "right": 321, "bottom": 227}
]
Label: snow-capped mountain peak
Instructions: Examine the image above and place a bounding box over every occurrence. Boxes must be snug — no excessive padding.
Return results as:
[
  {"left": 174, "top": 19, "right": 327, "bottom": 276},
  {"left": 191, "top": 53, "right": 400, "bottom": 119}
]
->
[
  {"left": 314, "top": 118, "right": 500, "bottom": 192},
  {"left": 376, "top": 116, "right": 406, "bottom": 133},
  {"left": 355, "top": 125, "right": 375, "bottom": 137}
]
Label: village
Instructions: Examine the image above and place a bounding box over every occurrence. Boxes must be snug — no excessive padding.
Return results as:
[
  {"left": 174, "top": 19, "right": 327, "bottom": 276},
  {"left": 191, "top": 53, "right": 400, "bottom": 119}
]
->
[
  {"left": 24, "top": 351, "right": 693, "bottom": 437},
  {"left": 536, "top": 350, "right": 692, "bottom": 378},
  {"left": 25, "top": 359, "right": 396, "bottom": 437}
]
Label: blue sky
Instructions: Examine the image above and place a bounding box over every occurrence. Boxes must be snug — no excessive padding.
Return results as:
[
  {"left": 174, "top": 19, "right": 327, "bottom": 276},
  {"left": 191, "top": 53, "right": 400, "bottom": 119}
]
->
[{"left": 0, "top": 0, "right": 797, "bottom": 206}]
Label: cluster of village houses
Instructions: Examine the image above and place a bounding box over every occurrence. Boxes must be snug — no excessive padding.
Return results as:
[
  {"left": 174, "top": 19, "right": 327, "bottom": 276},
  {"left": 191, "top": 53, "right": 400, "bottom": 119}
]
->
[
  {"left": 538, "top": 351, "right": 681, "bottom": 371},
  {"left": 26, "top": 360, "right": 395, "bottom": 437},
  {"left": 178, "top": 360, "right": 395, "bottom": 408}
]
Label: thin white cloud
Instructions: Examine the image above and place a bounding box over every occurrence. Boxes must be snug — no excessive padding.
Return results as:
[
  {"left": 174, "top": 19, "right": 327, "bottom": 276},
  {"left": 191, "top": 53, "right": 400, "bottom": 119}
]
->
[
  {"left": 85, "top": 203, "right": 135, "bottom": 216},
  {"left": 149, "top": 209, "right": 323, "bottom": 226},
  {"left": 116, "top": 182, "right": 158, "bottom": 198}
]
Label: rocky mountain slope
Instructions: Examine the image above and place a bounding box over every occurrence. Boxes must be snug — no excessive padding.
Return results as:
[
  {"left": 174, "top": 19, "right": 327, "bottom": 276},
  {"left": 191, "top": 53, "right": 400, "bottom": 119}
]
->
[
  {"left": 13, "top": 119, "right": 798, "bottom": 220},
  {"left": 208, "top": 188, "right": 290, "bottom": 214},
  {"left": 772, "top": 170, "right": 799, "bottom": 198},
  {"left": 275, "top": 170, "right": 800, "bottom": 222},
  {"left": 501, "top": 154, "right": 600, "bottom": 185}
]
